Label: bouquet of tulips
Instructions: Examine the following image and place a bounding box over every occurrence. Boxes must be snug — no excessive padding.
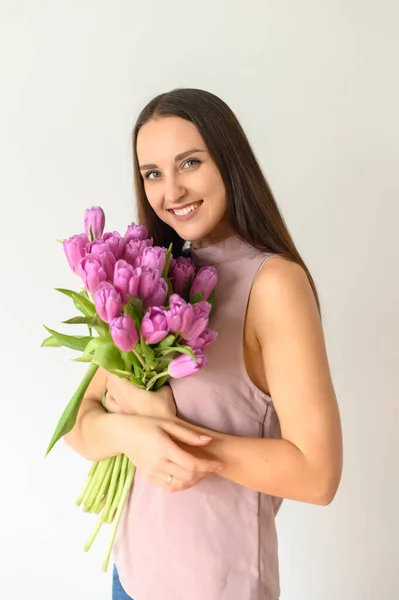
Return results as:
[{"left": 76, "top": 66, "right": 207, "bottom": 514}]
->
[{"left": 43, "top": 206, "right": 218, "bottom": 571}]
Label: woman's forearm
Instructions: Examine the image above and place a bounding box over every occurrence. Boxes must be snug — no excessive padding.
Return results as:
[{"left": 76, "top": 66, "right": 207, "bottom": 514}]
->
[
  {"left": 176, "top": 419, "right": 337, "bottom": 506},
  {"left": 64, "top": 399, "right": 133, "bottom": 462}
]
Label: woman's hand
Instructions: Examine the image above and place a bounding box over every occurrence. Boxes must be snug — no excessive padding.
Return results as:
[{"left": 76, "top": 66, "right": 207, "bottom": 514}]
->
[
  {"left": 119, "top": 415, "right": 224, "bottom": 492},
  {"left": 105, "top": 374, "right": 176, "bottom": 419}
]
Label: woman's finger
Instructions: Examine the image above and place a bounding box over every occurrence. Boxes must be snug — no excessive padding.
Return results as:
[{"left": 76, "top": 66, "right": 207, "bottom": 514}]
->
[
  {"left": 162, "top": 459, "right": 212, "bottom": 486},
  {"left": 163, "top": 434, "right": 223, "bottom": 474},
  {"left": 161, "top": 419, "right": 213, "bottom": 446}
]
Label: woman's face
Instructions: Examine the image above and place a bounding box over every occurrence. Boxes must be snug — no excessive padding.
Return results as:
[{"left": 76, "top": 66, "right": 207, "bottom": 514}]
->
[{"left": 136, "top": 116, "right": 233, "bottom": 248}]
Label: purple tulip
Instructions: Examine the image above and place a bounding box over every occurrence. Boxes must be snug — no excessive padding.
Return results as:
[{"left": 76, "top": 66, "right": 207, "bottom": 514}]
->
[
  {"left": 138, "top": 268, "right": 159, "bottom": 300},
  {"left": 124, "top": 238, "right": 152, "bottom": 266},
  {"left": 63, "top": 233, "right": 89, "bottom": 274},
  {"left": 94, "top": 282, "right": 122, "bottom": 323},
  {"left": 124, "top": 222, "right": 150, "bottom": 244},
  {"left": 79, "top": 254, "right": 107, "bottom": 294},
  {"left": 109, "top": 315, "right": 139, "bottom": 352},
  {"left": 103, "top": 232, "right": 126, "bottom": 260},
  {"left": 84, "top": 206, "right": 105, "bottom": 241},
  {"left": 166, "top": 294, "right": 195, "bottom": 335},
  {"left": 189, "top": 266, "right": 218, "bottom": 301},
  {"left": 140, "top": 306, "right": 170, "bottom": 344},
  {"left": 169, "top": 256, "right": 195, "bottom": 296},
  {"left": 183, "top": 301, "right": 211, "bottom": 342},
  {"left": 113, "top": 260, "right": 140, "bottom": 303},
  {"left": 135, "top": 246, "right": 167, "bottom": 277},
  {"left": 189, "top": 328, "right": 218, "bottom": 351},
  {"left": 168, "top": 351, "right": 207, "bottom": 379},
  {"left": 88, "top": 244, "right": 116, "bottom": 281},
  {"left": 143, "top": 278, "right": 168, "bottom": 309}
]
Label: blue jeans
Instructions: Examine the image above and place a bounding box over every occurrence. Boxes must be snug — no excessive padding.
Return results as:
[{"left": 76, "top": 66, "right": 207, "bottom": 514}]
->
[{"left": 112, "top": 565, "right": 133, "bottom": 600}]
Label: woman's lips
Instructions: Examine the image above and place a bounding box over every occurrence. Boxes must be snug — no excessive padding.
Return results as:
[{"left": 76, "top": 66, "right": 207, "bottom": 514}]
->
[{"left": 168, "top": 200, "right": 203, "bottom": 222}]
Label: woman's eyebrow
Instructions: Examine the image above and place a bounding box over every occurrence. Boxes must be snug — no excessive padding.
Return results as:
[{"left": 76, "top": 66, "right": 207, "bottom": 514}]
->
[{"left": 139, "top": 148, "right": 207, "bottom": 171}]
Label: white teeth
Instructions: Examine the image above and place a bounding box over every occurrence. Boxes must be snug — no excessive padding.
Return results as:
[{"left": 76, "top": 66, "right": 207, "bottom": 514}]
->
[{"left": 172, "top": 202, "right": 201, "bottom": 216}]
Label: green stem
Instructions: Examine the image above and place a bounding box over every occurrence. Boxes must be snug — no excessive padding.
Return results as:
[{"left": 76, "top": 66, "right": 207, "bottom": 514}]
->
[
  {"left": 84, "top": 516, "right": 103, "bottom": 552},
  {"left": 101, "top": 454, "right": 123, "bottom": 522},
  {"left": 106, "top": 454, "right": 129, "bottom": 524},
  {"left": 145, "top": 369, "right": 169, "bottom": 391},
  {"left": 82, "top": 458, "right": 113, "bottom": 511},
  {"left": 76, "top": 461, "right": 99, "bottom": 506},
  {"left": 131, "top": 347, "right": 145, "bottom": 368},
  {"left": 102, "top": 461, "right": 136, "bottom": 572},
  {"left": 91, "top": 457, "right": 117, "bottom": 513}
]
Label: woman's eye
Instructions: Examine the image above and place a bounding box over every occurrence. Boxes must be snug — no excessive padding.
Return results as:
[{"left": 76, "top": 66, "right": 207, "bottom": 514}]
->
[
  {"left": 144, "top": 159, "right": 200, "bottom": 180},
  {"left": 144, "top": 170, "right": 161, "bottom": 180},
  {"left": 183, "top": 159, "right": 200, "bottom": 169}
]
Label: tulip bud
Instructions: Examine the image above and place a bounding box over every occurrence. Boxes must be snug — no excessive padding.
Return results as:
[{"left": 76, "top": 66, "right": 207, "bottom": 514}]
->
[
  {"left": 109, "top": 315, "right": 139, "bottom": 352},
  {"left": 79, "top": 254, "right": 107, "bottom": 294},
  {"left": 140, "top": 306, "right": 170, "bottom": 344},
  {"left": 84, "top": 206, "right": 105, "bottom": 241},
  {"left": 166, "top": 295, "right": 195, "bottom": 334},
  {"left": 124, "top": 222, "right": 150, "bottom": 244},
  {"left": 135, "top": 246, "right": 167, "bottom": 278},
  {"left": 113, "top": 260, "right": 140, "bottom": 303},
  {"left": 143, "top": 278, "right": 168, "bottom": 309},
  {"left": 124, "top": 238, "right": 152, "bottom": 266},
  {"left": 63, "top": 233, "right": 89, "bottom": 274},
  {"left": 103, "top": 231, "right": 126, "bottom": 260},
  {"left": 169, "top": 256, "right": 195, "bottom": 296},
  {"left": 189, "top": 266, "right": 218, "bottom": 301},
  {"left": 183, "top": 301, "right": 211, "bottom": 342},
  {"left": 189, "top": 328, "right": 218, "bottom": 351},
  {"left": 168, "top": 351, "right": 207, "bottom": 379},
  {"left": 94, "top": 282, "right": 122, "bottom": 323},
  {"left": 138, "top": 268, "right": 159, "bottom": 300},
  {"left": 88, "top": 243, "right": 116, "bottom": 281}
]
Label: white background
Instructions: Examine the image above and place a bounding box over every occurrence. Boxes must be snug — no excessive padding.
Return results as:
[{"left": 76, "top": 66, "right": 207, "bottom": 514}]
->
[{"left": 1, "top": 1, "right": 398, "bottom": 598}]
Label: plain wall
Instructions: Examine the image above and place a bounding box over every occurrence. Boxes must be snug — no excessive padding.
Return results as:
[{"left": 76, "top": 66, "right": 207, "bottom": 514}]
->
[{"left": 1, "top": 1, "right": 398, "bottom": 598}]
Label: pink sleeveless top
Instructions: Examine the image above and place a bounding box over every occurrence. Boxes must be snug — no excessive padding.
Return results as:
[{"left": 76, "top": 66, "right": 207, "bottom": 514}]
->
[{"left": 113, "top": 235, "right": 283, "bottom": 599}]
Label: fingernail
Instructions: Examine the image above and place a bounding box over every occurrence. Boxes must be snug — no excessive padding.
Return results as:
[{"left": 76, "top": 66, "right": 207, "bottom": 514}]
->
[{"left": 199, "top": 435, "right": 212, "bottom": 441}]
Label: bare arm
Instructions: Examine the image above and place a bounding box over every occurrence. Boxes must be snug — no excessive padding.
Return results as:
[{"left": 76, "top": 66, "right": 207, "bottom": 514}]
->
[
  {"left": 176, "top": 258, "right": 343, "bottom": 505},
  {"left": 63, "top": 366, "right": 131, "bottom": 461}
]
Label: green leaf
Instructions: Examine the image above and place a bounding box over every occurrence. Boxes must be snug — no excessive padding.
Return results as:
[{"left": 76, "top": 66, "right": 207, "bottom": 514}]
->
[
  {"left": 62, "top": 315, "right": 98, "bottom": 326},
  {"left": 182, "top": 274, "right": 193, "bottom": 302},
  {"left": 41, "top": 335, "right": 63, "bottom": 348},
  {"left": 108, "top": 369, "right": 145, "bottom": 388},
  {"left": 123, "top": 303, "right": 141, "bottom": 331},
  {"left": 154, "top": 373, "right": 170, "bottom": 390},
  {"left": 128, "top": 297, "right": 145, "bottom": 320},
  {"left": 159, "top": 344, "right": 198, "bottom": 361},
  {"left": 108, "top": 368, "right": 133, "bottom": 378},
  {"left": 71, "top": 354, "right": 94, "bottom": 363},
  {"left": 140, "top": 339, "right": 155, "bottom": 365},
  {"left": 41, "top": 326, "right": 93, "bottom": 352},
  {"left": 45, "top": 364, "right": 99, "bottom": 456},
  {"left": 125, "top": 351, "right": 144, "bottom": 379},
  {"left": 83, "top": 335, "right": 112, "bottom": 355},
  {"left": 55, "top": 288, "right": 96, "bottom": 317},
  {"left": 165, "top": 277, "right": 174, "bottom": 304},
  {"left": 91, "top": 344, "right": 125, "bottom": 372},
  {"left": 157, "top": 334, "right": 176, "bottom": 349},
  {"left": 161, "top": 243, "right": 173, "bottom": 280},
  {"left": 190, "top": 291, "right": 204, "bottom": 304}
]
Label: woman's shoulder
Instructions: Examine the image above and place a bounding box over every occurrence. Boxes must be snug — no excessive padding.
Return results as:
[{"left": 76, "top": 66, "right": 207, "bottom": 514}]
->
[{"left": 250, "top": 256, "right": 317, "bottom": 325}]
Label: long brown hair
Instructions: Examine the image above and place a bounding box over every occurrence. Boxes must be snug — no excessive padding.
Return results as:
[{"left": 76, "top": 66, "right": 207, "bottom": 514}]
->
[{"left": 132, "top": 88, "right": 321, "bottom": 315}]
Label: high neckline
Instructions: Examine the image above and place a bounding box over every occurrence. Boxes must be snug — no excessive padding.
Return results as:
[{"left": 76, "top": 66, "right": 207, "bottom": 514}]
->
[{"left": 189, "top": 235, "right": 252, "bottom": 267}]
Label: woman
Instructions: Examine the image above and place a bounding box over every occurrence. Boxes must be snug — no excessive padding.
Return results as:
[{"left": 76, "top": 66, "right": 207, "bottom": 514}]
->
[{"left": 65, "top": 88, "right": 343, "bottom": 600}]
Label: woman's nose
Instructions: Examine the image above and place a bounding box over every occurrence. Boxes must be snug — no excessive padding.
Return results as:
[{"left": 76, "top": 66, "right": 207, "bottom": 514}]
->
[{"left": 164, "top": 176, "right": 186, "bottom": 204}]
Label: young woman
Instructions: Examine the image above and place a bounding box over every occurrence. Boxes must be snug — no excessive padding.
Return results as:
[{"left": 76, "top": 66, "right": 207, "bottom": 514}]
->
[{"left": 65, "top": 88, "right": 343, "bottom": 600}]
